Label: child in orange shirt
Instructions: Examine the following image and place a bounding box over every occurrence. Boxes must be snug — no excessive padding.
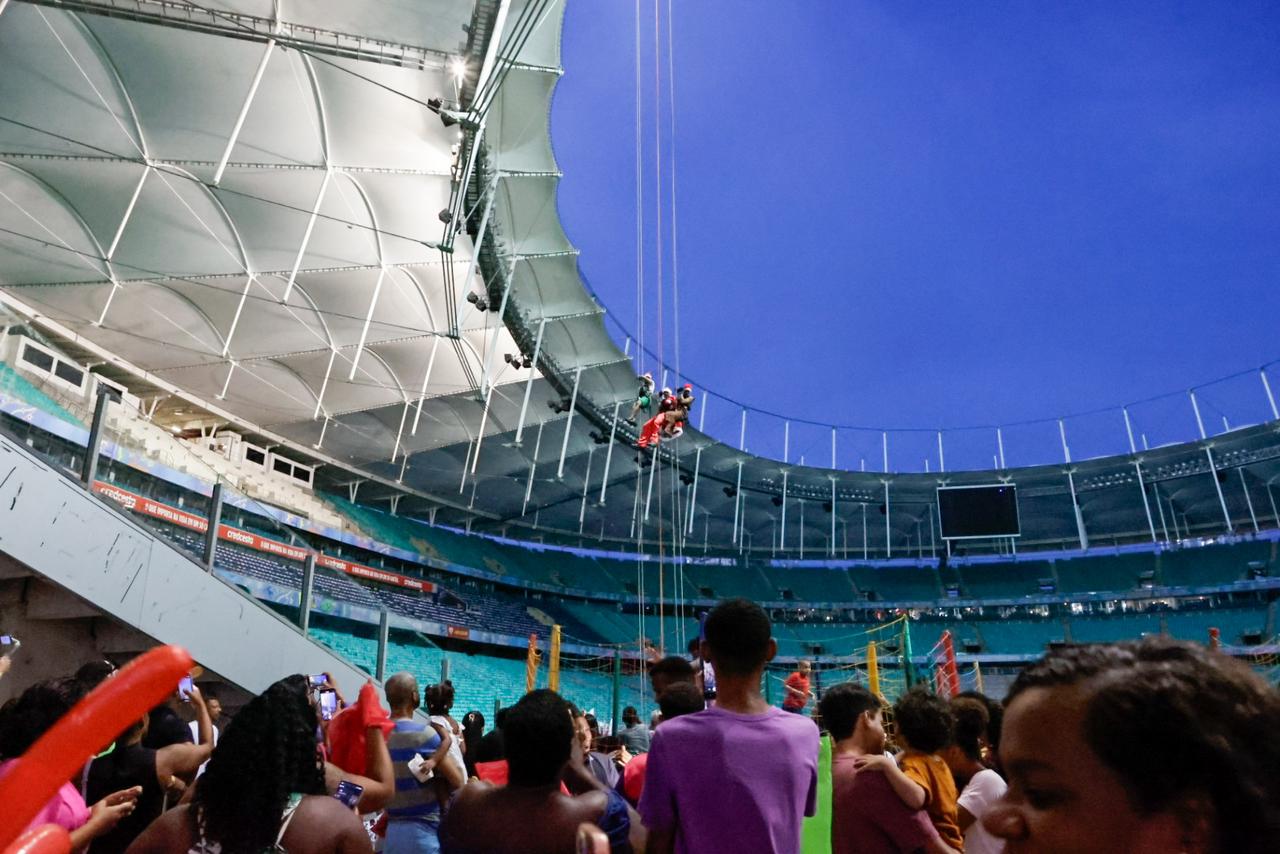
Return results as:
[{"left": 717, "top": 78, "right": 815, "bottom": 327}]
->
[{"left": 856, "top": 687, "right": 964, "bottom": 852}]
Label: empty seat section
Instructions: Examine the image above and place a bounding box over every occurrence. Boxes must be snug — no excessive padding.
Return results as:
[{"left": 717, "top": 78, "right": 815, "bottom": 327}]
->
[
  {"left": 760, "top": 566, "right": 858, "bottom": 602},
  {"left": 1068, "top": 611, "right": 1164, "bottom": 644},
  {"left": 1158, "top": 542, "right": 1270, "bottom": 587},
  {"left": 969, "top": 619, "right": 1063, "bottom": 655},
  {"left": 958, "top": 561, "right": 1044, "bottom": 599},
  {"left": 847, "top": 566, "right": 940, "bottom": 602},
  {"left": 1163, "top": 608, "right": 1269, "bottom": 645},
  {"left": 679, "top": 563, "right": 777, "bottom": 601},
  {"left": 0, "top": 362, "right": 82, "bottom": 424},
  {"left": 1053, "top": 553, "right": 1152, "bottom": 594},
  {"left": 543, "top": 600, "right": 635, "bottom": 645}
]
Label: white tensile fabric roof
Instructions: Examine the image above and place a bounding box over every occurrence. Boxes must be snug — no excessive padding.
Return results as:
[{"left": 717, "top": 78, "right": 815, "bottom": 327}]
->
[{"left": 2, "top": 0, "right": 1276, "bottom": 557}]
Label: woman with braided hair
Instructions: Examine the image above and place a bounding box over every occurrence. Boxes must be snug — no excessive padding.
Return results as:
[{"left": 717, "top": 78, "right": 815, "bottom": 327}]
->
[{"left": 127, "top": 675, "right": 371, "bottom": 854}]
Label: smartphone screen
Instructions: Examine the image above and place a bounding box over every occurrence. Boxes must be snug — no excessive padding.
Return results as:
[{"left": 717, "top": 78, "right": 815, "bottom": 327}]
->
[
  {"left": 319, "top": 689, "right": 338, "bottom": 720},
  {"left": 178, "top": 675, "right": 194, "bottom": 701},
  {"left": 334, "top": 780, "right": 363, "bottom": 809},
  {"left": 0, "top": 635, "right": 11, "bottom": 645}
]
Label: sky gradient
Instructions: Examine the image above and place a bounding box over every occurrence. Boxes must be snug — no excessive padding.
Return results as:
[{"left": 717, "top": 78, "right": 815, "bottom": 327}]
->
[{"left": 550, "top": 1, "right": 1280, "bottom": 468}]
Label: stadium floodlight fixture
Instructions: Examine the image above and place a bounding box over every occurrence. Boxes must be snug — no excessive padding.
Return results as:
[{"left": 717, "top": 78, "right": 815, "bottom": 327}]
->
[
  {"left": 449, "top": 57, "right": 468, "bottom": 82},
  {"left": 438, "top": 208, "right": 454, "bottom": 224}
]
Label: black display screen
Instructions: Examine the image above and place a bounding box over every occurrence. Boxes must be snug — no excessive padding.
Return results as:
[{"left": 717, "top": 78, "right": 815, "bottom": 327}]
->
[{"left": 938, "top": 484, "right": 1020, "bottom": 539}]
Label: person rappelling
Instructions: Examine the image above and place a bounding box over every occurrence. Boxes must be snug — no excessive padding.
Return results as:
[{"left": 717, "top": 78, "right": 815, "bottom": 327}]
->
[{"left": 628, "top": 372, "right": 656, "bottom": 423}]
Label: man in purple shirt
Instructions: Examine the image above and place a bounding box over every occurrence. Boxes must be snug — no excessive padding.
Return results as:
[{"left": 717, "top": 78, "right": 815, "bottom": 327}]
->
[{"left": 640, "top": 599, "right": 819, "bottom": 854}]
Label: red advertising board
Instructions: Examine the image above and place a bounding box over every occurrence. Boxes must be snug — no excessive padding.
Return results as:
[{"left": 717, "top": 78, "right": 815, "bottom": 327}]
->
[{"left": 93, "top": 482, "right": 433, "bottom": 595}]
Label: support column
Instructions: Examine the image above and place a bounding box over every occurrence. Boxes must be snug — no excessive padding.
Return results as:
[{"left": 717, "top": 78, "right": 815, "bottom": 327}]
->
[
  {"left": 996, "top": 427, "right": 1006, "bottom": 469},
  {"left": 1238, "top": 469, "right": 1259, "bottom": 533},
  {"left": 1134, "top": 461, "right": 1158, "bottom": 544},
  {"left": 523, "top": 422, "right": 544, "bottom": 516},
  {"left": 375, "top": 608, "right": 390, "bottom": 682},
  {"left": 556, "top": 365, "right": 583, "bottom": 479},
  {"left": 1204, "top": 446, "right": 1233, "bottom": 533},
  {"left": 731, "top": 461, "right": 744, "bottom": 543},
  {"left": 203, "top": 482, "right": 224, "bottom": 572},
  {"left": 1067, "top": 471, "right": 1088, "bottom": 551},
  {"left": 883, "top": 481, "right": 891, "bottom": 558},
  {"left": 779, "top": 470, "right": 788, "bottom": 550},
  {"left": 80, "top": 386, "right": 113, "bottom": 489},
  {"left": 1261, "top": 367, "right": 1279, "bottom": 421},
  {"left": 470, "top": 383, "right": 496, "bottom": 474},
  {"left": 599, "top": 402, "right": 622, "bottom": 504},
  {"left": 299, "top": 552, "right": 316, "bottom": 634},
  {"left": 514, "top": 317, "right": 545, "bottom": 445}
]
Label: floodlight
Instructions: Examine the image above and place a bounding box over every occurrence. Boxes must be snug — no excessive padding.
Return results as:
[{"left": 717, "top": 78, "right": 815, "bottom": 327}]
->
[{"left": 438, "top": 208, "right": 453, "bottom": 224}]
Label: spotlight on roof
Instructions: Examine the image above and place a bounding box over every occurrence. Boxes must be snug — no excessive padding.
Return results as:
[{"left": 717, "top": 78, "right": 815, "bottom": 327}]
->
[
  {"left": 771, "top": 495, "right": 783, "bottom": 507},
  {"left": 438, "top": 208, "right": 453, "bottom": 224},
  {"left": 679, "top": 473, "right": 694, "bottom": 486},
  {"left": 449, "top": 56, "right": 468, "bottom": 81},
  {"left": 522, "top": 356, "right": 533, "bottom": 369},
  {"left": 723, "top": 485, "right": 738, "bottom": 498},
  {"left": 466, "top": 292, "right": 479, "bottom": 304},
  {"left": 822, "top": 501, "right": 833, "bottom": 513},
  {"left": 589, "top": 430, "right": 609, "bottom": 445}
]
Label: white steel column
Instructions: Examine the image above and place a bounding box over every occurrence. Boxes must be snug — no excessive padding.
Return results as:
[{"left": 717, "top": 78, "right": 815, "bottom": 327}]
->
[
  {"left": 578, "top": 447, "right": 594, "bottom": 533},
  {"left": 458, "top": 440, "right": 473, "bottom": 493},
  {"left": 598, "top": 401, "right": 622, "bottom": 504},
  {"left": 513, "top": 318, "right": 545, "bottom": 445},
  {"left": 1123, "top": 407, "right": 1137, "bottom": 454},
  {"left": 1134, "top": 461, "right": 1158, "bottom": 543},
  {"left": 556, "top": 365, "right": 582, "bottom": 479},
  {"left": 391, "top": 399, "right": 410, "bottom": 462},
  {"left": 480, "top": 260, "right": 516, "bottom": 396},
  {"left": 996, "top": 427, "right": 1006, "bottom": 469},
  {"left": 779, "top": 470, "right": 788, "bottom": 550},
  {"left": 783, "top": 421, "right": 790, "bottom": 463},
  {"left": 643, "top": 444, "right": 658, "bottom": 521},
  {"left": 1238, "top": 469, "right": 1259, "bottom": 533},
  {"left": 213, "top": 40, "right": 276, "bottom": 186},
  {"left": 99, "top": 165, "right": 151, "bottom": 324},
  {"left": 348, "top": 266, "right": 387, "bottom": 379},
  {"left": 1067, "top": 471, "right": 1088, "bottom": 551},
  {"left": 313, "top": 349, "right": 337, "bottom": 420},
  {"left": 829, "top": 478, "right": 837, "bottom": 557},
  {"left": 684, "top": 395, "right": 707, "bottom": 534},
  {"left": 731, "top": 460, "right": 744, "bottom": 543},
  {"left": 862, "top": 503, "right": 868, "bottom": 559},
  {"left": 411, "top": 336, "right": 442, "bottom": 435},
  {"left": 284, "top": 169, "right": 332, "bottom": 300},
  {"left": 883, "top": 481, "right": 891, "bottom": 558},
  {"left": 523, "top": 422, "right": 544, "bottom": 515},
  {"left": 221, "top": 275, "right": 256, "bottom": 356},
  {"left": 469, "top": 383, "right": 496, "bottom": 474},
  {"left": 1205, "top": 446, "right": 1233, "bottom": 532},
  {"left": 1190, "top": 390, "right": 1208, "bottom": 440},
  {"left": 1265, "top": 480, "right": 1280, "bottom": 528},
  {"left": 882, "top": 432, "right": 889, "bottom": 472},
  {"left": 456, "top": 175, "right": 498, "bottom": 336},
  {"left": 937, "top": 431, "right": 945, "bottom": 472},
  {"left": 1152, "top": 481, "right": 1170, "bottom": 541},
  {"left": 1261, "top": 367, "right": 1279, "bottom": 420}
]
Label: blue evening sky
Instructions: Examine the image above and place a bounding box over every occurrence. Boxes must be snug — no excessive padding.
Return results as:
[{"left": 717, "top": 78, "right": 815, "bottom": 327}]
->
[{"left": 550, "top": 1, "right": 1280, "bottom": 468}]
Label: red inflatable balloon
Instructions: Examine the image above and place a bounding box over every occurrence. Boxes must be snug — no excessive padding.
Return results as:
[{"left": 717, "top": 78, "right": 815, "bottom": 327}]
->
[
  {"left": 0, "top": 645, "right": 194, "bottom": 848},
  {"left": 2, "top": 825, "right": 70, "bottom": 854}
]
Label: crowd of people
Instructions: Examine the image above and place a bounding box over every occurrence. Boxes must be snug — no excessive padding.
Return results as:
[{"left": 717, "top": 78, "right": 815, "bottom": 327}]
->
[{"left": 2, "top": 597, "right": 1278, "bottom": 854}]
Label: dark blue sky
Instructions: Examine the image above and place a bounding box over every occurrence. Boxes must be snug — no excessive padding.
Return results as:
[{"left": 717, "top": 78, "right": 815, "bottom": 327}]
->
[{"left": 550, "top": 1, "right": 1280, "bottom": 469}]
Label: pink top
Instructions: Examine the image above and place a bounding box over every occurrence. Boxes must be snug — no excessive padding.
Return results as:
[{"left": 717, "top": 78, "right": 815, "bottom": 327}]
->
[{"left": 0, "top": 758, "right": 92, "bottom": 833}]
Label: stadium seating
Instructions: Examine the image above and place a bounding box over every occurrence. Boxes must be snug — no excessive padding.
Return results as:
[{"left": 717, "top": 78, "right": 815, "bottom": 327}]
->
[
  {"left": 847, "top": 565, "right": 942, "bottom": 602},
  {"left": 1054, "top": 552, "right": 1151, "bottom": 594},
  {"left": 759, "top": 565, "right": 859, "bottom": 602},
  {"left": 1158, "top": 541, "right": 1271, "bottom": 587},
  {"left": 957, "top": 561, "right": 1044, "bottom": 599},
  {"left": 0, "top": 361, "right": 82, "bottom": 424},
  {"left": 1067, "top": 610, "right": 1164, "bottom": 644}
]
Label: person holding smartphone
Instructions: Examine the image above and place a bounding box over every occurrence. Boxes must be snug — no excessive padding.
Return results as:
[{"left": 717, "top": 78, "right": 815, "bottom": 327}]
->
[
  {"left": 85, "top": 678, "right": 214, "bottom": 854},
  {"left": 126, "top": 675, "right": 371, "bottom": 854}
]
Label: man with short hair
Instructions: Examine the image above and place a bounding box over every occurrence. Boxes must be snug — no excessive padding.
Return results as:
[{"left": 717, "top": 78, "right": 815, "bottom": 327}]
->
[
  {"left": 384, "top": 672, "right": 462, "bottom": 854},
  {"left": 640, "top": 599, "right": 819, "bottom": 853},
  {"left": 622, "top": 683, "right": 705, "bottom": 806},
  {"left": 782, "top": 660, "right": 814, "bottom": 715},
  {"left": 618, "top": 706, "right": 650, "bottom": 755},
  {"left": 439, "top": 690, "right": 646, "bottom": 853},
  {"left": 819, "top": 683, "right": 955, "bottom": 854},
  {"left": 648, "top": 655, "right": 696, "bottom": 700}
]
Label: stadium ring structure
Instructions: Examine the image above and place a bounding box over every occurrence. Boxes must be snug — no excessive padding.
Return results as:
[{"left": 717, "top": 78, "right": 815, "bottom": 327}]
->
[{"left": 0, "top": 0, "right": 1278, "bottom": 682}]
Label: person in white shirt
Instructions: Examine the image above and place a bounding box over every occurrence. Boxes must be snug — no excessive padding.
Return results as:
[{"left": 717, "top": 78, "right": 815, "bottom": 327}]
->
[{"left": 942, "top": 697, "right": 1005, "bottom": 854}]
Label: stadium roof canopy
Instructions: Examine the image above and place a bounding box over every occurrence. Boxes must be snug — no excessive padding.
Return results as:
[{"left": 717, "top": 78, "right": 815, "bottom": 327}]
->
[{"left": 2, "top": 0, "right": 1278, "bottom": 560}]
